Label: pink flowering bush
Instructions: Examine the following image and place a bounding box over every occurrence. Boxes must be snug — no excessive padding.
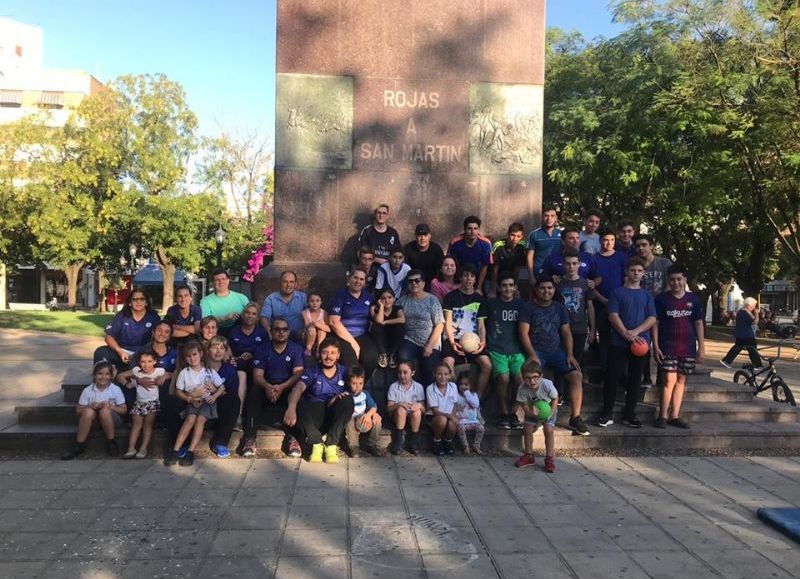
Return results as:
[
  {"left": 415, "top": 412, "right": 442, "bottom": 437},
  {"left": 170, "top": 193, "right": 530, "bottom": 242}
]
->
[{"left": 243, "top": 224, "right": 274, "bottom": 283}]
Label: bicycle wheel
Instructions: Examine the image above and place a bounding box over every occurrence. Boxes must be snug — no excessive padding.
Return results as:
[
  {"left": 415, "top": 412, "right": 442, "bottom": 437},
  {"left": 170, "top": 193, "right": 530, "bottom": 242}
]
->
[
  {"left": 733, "top": 370, "right": 757, "bottom": 397},
  {"left": 771, "top": 377, "right": 797, "bottom": 406}
]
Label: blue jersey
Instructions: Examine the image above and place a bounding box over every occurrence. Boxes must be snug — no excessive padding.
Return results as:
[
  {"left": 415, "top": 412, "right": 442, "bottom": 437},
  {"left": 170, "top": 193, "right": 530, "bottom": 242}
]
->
[
  {"left": 527, "top": 227, "right": 562, "bottom": 271},
  {"left": 164, "top": 304, "right": 202, "bottom": 327},
  {"left": 253, "top": 341, "right": 305, "bottom": 384},
  {"left": 105, "top": 311, "right": 162, "bottom": 351},
  {"left": 608, "top": 286, "right": 657, "bottom": 348},
  {"left": 329, "top": 288, "right": 372, "bottom": 337},
  {"left": 448, "top": 237, "right": 492, "bottom": 273},
  {"left": 540, "top": 250, "right": 597, "bottom": 280},
  {"left": 593, "top": 251, "right": 628, "bottom": 299},
  {"left": 301, "top": 364, "right": 348, "bottom": 403},
  {"left": 228, "top": 325, "right": 268, "bottom": 357},
  {"left": 216, "top": 362, "right": 240, "bottom": 394}
]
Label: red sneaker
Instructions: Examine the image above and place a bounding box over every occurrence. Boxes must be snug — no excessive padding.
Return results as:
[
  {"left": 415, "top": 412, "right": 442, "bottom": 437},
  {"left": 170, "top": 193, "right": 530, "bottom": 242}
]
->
[
  {"left": 544, "top": 456, "right": 556, "bottom": 473},
  {"left": 514, "top": 454, "right": 536, "bottom": 468}
]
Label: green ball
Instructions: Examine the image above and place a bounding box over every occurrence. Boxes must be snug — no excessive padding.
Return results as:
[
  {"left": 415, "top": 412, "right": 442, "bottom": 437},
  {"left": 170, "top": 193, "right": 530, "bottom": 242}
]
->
[{"left": 534, "top": 400, "right": 552, "bottom": 421}]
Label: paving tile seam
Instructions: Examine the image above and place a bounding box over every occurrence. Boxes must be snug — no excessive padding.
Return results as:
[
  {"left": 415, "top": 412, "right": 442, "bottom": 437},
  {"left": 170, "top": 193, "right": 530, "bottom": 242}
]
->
[
  {"left": 344, "top": 458, "right": 353, "bottom": 579},
  {"left": 271, "top": 458, "right": 302, "bottom": 579},
  {"left": 721, "top": 457, "right": 800, "bottom": 506},
  {"left": 439, "top": 457, "right": 508, "bottom": 577},
  {"left": 481, "top": 457, "right": 583, "bottom": 579},
  {"left": 615, "top": 456, "right": 760, "bottom": 556},
  {"left": 674, "top": 455, "right": 791, "bottom": 507},
  {"left": 390, "top": 456, "right": 429, "bottom": 577},
  {"left": 574, "top": 457, "right": 733, "bottom": 576}
]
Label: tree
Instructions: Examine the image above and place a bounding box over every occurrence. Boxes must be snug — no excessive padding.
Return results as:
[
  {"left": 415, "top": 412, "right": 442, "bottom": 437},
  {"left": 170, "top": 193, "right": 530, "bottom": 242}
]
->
[
  {"left": 196, "top": 131, "right": 275, "bottom": 277},
  {"left": 111, "top": 74, "right": 202, "bottom": 309},
  {"left": 26, "top": 86, "right": 132, "bottom": 308}
]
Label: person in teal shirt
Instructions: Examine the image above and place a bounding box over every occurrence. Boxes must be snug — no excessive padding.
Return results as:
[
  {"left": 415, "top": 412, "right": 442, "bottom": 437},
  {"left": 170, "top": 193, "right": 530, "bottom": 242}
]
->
[{"left": 200, "top": 269, "right": 250, "bottom": 334}]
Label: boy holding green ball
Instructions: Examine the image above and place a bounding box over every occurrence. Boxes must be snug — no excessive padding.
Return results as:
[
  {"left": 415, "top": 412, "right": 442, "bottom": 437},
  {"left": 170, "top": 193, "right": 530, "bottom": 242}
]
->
[{"left": 513, "top": 360, "right": 559, "bottom": 472}]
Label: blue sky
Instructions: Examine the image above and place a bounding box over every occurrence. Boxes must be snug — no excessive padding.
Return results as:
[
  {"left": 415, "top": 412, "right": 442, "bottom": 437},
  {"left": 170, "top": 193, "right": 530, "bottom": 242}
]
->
[{"left": 2, "top": 1, "right": 623, "bottom": 141}]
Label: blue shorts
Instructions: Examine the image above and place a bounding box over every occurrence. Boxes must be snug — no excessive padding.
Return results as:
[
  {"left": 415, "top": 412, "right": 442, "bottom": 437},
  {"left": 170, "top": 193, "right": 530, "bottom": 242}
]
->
[{"left": 535, "top": 349, "right": 578, "bottom": 376}]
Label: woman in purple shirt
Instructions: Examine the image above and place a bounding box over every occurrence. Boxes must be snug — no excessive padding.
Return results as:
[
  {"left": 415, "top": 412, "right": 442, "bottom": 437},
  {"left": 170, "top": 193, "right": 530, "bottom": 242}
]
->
[
  {"left": 93, "top": 287, "right": 161, "bottom": 370},
  {"left": 328, "top": 268, "right": 378, "bottom": 377}
]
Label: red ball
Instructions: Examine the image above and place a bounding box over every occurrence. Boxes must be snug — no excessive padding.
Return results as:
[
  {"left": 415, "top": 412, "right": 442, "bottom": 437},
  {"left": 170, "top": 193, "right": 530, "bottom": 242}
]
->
[{"left": 630, "top": 340, "right": 650, "bottom": 357}]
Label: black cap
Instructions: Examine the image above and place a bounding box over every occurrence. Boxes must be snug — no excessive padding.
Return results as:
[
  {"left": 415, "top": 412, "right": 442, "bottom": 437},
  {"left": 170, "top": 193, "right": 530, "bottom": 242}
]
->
[{"left": 415, "top": 223, "right": 431, "bottom": 235}]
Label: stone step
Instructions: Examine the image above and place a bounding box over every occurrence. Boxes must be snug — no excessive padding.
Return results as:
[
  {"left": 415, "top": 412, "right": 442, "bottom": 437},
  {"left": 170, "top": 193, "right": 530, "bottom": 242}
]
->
[
  {"left": 2, "top": 420, "right": 800, "bottom": 456},
  {"left": 644, "top": 401, "right": 798, "bottom": 423}
]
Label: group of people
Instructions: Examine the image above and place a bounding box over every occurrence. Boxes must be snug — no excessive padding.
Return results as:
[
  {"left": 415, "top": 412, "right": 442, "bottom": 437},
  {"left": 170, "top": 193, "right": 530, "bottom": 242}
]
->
[{"left": 65, "top": 203, "right": 711, "bottom": 473}]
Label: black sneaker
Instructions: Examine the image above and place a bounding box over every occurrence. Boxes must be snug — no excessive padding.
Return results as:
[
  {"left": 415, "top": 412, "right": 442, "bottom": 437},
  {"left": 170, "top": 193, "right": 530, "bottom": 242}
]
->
[
  {"left": 509, "top": 414, "right": 524, "bottom": 430},
  {"left": 497, "top": 415, "right": 512, "bottom": 430},
  {"left": 622, "top": 416, "right": 643, "bottom": 428},
  {"left": 569, "top": 416, "right": 590, "bottom": 436},
  {"left": 163, "top": 451, "right": 179, "bottom": 466},
  {"left": 61, "top": 444, "right": 85, "bottom": 461},
  {"left": 443, "top": 439, "right": 455, "bottom": 456},
  {"left": 668, "top": 417, "right": 690, "bottom": 429},
  {"left": 433, "top": 440, "right": 445, "bottom": 456},
  {"left": 596, "top": 415, "right": 614, "bottom": 427},
  {"left": 179, "top": 450, "right": 195, "bottom": 467},
  {"left": 408, "top": 433, "right": 421, "bottom": 455},
  {"left": 389, "top": 354, "right": 398, "bottom": 368},
  {"left": 654, "top": 417, "right": 667, "bottom": 429},
  {"left": 106, "top": 439, "right": 119, "bottom": 457}
]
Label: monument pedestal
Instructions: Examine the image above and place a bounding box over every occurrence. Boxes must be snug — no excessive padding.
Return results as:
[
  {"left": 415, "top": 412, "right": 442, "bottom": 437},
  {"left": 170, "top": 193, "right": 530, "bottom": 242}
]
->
[{"left": 274, "top": 0, "right": 546, "bottom": 286}]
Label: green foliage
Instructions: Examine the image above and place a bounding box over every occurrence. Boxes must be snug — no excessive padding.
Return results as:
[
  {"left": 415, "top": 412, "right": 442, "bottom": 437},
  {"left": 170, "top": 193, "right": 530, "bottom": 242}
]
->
[{"left": 545, "top": 0, "right": 800, "bottom": 302}]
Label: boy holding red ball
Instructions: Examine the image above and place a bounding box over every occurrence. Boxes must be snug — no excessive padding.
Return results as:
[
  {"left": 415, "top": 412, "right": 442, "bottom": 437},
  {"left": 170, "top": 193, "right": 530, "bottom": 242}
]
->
[
  {"left": 598, "top": 257, "right": 657, "bottom": 429},
  {"left": 513, "top": 360, "right": 559, "bottom": 473}
]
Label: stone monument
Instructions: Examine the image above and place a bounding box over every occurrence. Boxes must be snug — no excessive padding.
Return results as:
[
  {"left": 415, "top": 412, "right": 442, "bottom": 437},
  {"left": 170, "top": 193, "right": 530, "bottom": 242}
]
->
[{"left": 260, "top": 0, "right": 545, "bottom": 296}]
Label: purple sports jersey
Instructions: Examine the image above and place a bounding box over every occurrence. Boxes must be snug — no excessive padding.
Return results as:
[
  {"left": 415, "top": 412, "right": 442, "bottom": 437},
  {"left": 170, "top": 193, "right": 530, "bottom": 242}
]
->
[
  {"left": 655, "top": 291, "right": 703, "bottom": 357},
  {"left": 253, "top": 341, "right": 305, "bottom": 384}
]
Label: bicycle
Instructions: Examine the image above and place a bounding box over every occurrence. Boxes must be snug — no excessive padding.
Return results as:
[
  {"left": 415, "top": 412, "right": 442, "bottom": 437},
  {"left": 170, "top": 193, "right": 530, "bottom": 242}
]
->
[{"left": 732, "top": 339, "right": 798, "bottom": 406}]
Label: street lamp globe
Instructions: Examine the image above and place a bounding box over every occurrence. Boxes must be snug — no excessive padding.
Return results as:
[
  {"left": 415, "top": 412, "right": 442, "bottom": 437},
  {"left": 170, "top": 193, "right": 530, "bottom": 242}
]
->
[
  {"left": 214, "top": 226, "right": 227, "bottom": 245},
  {"left": 128, "top": 243, "right": 137, "bottom": 259}
]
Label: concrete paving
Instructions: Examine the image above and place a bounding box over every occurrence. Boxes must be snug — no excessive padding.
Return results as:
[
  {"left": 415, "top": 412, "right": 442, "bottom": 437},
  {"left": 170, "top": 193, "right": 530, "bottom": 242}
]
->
[{"left": 0, "top": 455, "right": 798, "bottom": 578}]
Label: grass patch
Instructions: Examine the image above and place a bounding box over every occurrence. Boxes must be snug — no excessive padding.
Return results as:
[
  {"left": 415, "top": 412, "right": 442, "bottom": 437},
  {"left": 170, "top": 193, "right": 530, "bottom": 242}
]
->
[{"left": 0, "top": 311, "right": 114, "bottom": 337}]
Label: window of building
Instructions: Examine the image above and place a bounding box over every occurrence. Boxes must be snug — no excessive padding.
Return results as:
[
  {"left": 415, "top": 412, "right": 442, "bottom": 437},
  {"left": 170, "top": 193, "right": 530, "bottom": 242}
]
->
[
  {"left": 0, "top": 90, "right": 23, "bottom": 108},
  {"left": 38, "top": 91, "right": 64, "bottom": 109}
]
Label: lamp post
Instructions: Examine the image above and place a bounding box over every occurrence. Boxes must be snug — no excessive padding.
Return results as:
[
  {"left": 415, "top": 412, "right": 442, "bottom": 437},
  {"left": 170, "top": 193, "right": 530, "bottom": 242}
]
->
[{"left": 214, "top": 226, "right": 226, "bottom": 269}]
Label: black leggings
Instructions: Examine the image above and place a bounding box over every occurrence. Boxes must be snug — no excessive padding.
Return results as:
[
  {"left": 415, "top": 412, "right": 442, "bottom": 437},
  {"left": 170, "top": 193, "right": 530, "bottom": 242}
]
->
[
  {"left": 211, "top": 391, "right": 241, "bottom": 448},
  {"left": 297, "top": 396, "right": 355, "bottom": 446},
  {"left": 370, "top": 323, "right": 405, "bottom": 357},
  {"left": 335, "top": 334, "right": 378, "bottom": 377}
]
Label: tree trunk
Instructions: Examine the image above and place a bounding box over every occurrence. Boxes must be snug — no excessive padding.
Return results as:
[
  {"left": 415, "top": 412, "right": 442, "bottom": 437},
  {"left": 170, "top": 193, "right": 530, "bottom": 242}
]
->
[
  {"left": 97, "top": 269, "right": 108, "bottom": 313},
  {"left": 155, "top": 246, "right": 175, "bottom": 312},
  {"left": 63, "top": 262, "right": 84, "bottom": 310}
]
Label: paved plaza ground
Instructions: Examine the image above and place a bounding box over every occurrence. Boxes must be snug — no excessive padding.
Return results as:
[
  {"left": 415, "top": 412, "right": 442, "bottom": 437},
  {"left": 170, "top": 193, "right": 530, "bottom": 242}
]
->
[
  {"left": 1, "top": 328, "right": 799, "bottom": 577},
  {"left": 0, "top": 455, "right": 799, "bottom": 578}
]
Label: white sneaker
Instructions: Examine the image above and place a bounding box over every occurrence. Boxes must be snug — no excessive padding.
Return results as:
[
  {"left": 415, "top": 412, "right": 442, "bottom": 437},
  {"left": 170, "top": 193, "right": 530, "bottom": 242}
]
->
[{"left": 720, "top": 360, "right": 732, "bottom": 369}]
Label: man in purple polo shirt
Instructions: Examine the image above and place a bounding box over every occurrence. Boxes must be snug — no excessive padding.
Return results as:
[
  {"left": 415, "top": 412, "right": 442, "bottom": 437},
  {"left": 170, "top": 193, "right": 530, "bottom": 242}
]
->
[
  {"left": 241, "top": 317, "right": 305, "bottom": 458},
  {"left": 283, "top": 338, "right": 354, "bottom": 463}
]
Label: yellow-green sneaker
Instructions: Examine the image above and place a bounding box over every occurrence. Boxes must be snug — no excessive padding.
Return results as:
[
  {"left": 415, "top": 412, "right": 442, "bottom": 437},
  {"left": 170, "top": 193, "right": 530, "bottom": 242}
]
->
[
  {"left": 324, "top": 445, "right": 339, "bottom": 463},
  {"left": 309, "top": 443, "right": 324, "bottom": 463}
]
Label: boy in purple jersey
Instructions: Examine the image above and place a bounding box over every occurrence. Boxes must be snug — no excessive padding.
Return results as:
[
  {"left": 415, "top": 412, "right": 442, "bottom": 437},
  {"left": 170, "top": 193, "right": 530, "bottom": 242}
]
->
[{"left": 653, "top": 265, "right": 705, "bottom": 429}]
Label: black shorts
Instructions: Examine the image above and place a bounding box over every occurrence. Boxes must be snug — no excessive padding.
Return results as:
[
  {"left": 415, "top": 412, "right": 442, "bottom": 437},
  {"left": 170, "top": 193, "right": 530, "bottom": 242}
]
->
[{"left": 441, "top": 341, "right": 487, "bottom": 366}]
